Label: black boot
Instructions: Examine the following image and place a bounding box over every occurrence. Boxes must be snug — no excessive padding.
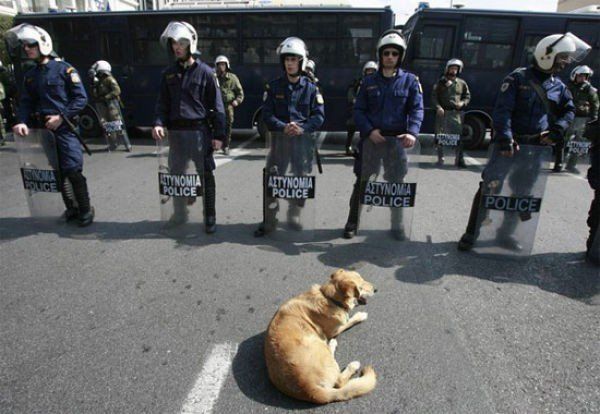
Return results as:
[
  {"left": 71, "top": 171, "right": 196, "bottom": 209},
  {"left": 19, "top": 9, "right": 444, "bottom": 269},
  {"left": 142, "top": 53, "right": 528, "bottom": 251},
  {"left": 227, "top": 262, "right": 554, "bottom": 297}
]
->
[
  {"left": 204, "top": 171, "right": 216, "bottom": 234},
  {"left": 68, "top": 171, "right": 94, "bottom": 227},
  {"left": 343, "top": 181, "right": 362, "bottom": 239},
  {"left": 436, "top": 145, "right": 445, "bottom": 166},
  {"left": 552, "top": 142, "right": 564, "bottom": 172},
  {"left": 345, "top": 130, "right": 355, "bottom": 156},
  {"left": 458, "top": 184, "right": 483, "bottom": 251},
  {"left": 59, "top": 175, "right": 79, "bottom": 222},
  {"left": 390, "top": 207, "right": 405, "bottom": 241},
  {"left": 455, "top": 144, "right": 466, "bottom": 168}
]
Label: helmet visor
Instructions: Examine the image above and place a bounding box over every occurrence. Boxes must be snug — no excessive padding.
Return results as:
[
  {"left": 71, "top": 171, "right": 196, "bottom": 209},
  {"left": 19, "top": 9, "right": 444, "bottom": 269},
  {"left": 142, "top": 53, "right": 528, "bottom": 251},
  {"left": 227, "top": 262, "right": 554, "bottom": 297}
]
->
[{"left": 550, "top": 32, "right": 592, "bottom": 63}]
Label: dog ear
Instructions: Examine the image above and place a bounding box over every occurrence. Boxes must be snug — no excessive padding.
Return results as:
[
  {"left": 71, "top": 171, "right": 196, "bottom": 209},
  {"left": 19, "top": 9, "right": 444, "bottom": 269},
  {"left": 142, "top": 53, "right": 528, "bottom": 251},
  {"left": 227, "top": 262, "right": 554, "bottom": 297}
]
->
[{"left": 330, "top": 268, "right": 345, "bottom": 280}]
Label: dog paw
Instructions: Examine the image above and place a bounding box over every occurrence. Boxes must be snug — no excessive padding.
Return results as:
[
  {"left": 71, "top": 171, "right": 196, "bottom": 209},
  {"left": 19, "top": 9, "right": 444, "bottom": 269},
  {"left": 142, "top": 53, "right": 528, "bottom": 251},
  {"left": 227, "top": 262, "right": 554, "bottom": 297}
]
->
[
  {"left": 329, "top": 338, "right": 338, "bottom": 347},
  {"left": 348, "top": 361, "right": 361, "bottom": 372},
  {"left": 353, "top": 311, "right": 368, "bottom": 322}
]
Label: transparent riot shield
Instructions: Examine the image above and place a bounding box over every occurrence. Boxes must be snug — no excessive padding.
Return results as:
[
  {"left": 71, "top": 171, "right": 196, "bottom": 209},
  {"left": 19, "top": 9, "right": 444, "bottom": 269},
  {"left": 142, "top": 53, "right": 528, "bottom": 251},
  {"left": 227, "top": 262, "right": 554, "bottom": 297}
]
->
[
  {"left": 262, "top": 131, "right": 317, "bottom": 241},
  {"left": 431, "top": 110, "right": 467, "bottom": 166},
  {"left": 472, "top": 144, "right": 552, "bottom": 258},
  {"left": 157, "top": 130, "right": 205, "bottom": 236},
  {"left": 566, "top": 117, "right": 591, "bottom": 157},
  {"left": 14, "top": 129, "right": 63, "bottom": 217},
  {"left": 358, "top": 136, "right": 421, "bottom": 240}
]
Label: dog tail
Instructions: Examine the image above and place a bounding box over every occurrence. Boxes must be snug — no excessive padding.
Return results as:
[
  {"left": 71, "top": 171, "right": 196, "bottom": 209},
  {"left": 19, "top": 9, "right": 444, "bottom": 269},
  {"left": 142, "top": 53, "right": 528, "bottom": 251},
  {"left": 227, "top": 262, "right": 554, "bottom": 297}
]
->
[{"left": 312, "top": 365, "right": 377, "bottom": 403}]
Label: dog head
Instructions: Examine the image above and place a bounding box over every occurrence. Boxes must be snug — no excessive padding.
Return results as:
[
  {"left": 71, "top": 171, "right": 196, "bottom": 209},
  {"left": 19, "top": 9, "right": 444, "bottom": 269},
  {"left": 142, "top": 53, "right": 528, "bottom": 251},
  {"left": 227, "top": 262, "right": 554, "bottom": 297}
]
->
[{"left": 321, "top": 269, "right": 376, "bottom": 310}]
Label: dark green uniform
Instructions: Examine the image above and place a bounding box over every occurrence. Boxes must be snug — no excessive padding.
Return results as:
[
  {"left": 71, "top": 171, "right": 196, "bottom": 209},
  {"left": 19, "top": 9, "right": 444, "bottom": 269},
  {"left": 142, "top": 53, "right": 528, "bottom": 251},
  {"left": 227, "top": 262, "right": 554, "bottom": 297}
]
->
[
  {"left": 564, "top": 80, "right": 599, "bottom": 171},
  {"left": 216, "top": 71, "right": 244, "bottom": 149},
  {"left": 92, "top": 74, "right": 131, "bottom": 151},
  {"left": 431, "top": 76, "right": 471, "bottom": 166},
  {"left": 345, "top": 78, "right": 361, "bottom": 155}
]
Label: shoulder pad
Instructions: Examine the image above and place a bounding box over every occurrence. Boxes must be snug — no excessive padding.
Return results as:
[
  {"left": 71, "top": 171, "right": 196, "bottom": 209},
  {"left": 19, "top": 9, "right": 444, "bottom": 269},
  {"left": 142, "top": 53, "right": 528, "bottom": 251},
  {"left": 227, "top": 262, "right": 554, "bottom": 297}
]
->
[{"left": 589, "top": 85, "right": 597, "bottom": 94}]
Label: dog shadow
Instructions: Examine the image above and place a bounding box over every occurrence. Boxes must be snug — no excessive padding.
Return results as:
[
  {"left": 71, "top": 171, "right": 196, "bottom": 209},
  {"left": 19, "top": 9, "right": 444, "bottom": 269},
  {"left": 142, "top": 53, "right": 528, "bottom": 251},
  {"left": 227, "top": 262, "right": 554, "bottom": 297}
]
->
[{"left": 231, "top": 332, "right": 316, "bottom": 410}]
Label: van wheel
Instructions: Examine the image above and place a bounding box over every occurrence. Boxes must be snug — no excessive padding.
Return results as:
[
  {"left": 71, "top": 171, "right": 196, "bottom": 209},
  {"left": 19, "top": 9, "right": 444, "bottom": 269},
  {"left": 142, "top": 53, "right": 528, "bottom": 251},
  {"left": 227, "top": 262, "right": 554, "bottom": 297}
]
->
[
  {"left": 462, "top": 116, "right": 486, "bottom": 150},
  {"left": 79, "top": 105, "right": 103, "bottom": 139}
]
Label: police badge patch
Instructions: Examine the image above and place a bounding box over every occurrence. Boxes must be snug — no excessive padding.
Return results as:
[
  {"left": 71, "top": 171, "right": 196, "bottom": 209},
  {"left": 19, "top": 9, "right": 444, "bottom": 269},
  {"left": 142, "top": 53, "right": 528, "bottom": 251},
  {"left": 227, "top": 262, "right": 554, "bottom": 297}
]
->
[
  {"left": 316, "top": 93, "right": 324, "bottom": 105},
  {"left": 500, "top": 82, "right": 510, "bottom": 93},
  {"left": 70, "top": 72, "right": 81, "bottom": 83}
]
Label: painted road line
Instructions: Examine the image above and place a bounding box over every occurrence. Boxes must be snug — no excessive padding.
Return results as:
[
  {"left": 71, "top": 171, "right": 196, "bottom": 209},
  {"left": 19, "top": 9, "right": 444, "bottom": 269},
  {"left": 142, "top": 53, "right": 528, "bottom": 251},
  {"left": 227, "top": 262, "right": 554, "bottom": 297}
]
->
[{"left": 180, "top": 342, "right": 238, "bottom": 414}]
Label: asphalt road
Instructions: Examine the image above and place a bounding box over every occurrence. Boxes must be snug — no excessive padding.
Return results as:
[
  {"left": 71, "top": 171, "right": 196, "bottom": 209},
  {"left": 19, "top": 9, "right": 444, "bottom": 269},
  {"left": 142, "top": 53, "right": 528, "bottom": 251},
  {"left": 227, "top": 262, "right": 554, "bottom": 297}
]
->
[{"left": 1, "top": 131, "right": 598, "bottom": 414}]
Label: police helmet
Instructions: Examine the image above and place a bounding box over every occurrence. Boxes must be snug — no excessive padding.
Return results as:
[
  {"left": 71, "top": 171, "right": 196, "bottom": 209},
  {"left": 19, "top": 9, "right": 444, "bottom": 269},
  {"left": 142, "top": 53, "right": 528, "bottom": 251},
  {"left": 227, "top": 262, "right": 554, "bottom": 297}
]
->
[
  {"left": 160, "top": 21, "right": 198, "bottom": 56},
  {"left": 534, "top": 32, "right": 591, "bottom": 72},
  {"left": 570, "top": 65, "right": 594, "bottom": 81},
  {"left": 362, "top": 61, "right": 378, "bottom": 75},
  {"left": 215, "top": 55, "right": 230, "bottom": 70},
  {"left": 92, "top": 60, "right": 111, "bottom": 75},
  {"left": 6, "top": 24, "right": 53, "bottom": 56},
  {"left": 445, "top": 58, "right": 463, "bottom": 74},
  {"left": 276, "top": 37, "right": 308, "bottom": 72},
  {"left": 376, "top": 29, "right": 407, "bottom": 68},
  {"left": 305, "top": 59, "right": 316, "bottom": 73}
]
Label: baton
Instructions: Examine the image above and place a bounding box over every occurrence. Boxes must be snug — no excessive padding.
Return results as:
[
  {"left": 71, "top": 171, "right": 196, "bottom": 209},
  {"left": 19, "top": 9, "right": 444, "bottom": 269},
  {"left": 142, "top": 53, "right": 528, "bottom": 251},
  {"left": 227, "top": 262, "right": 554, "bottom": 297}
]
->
[{"left": 58, "top": 111, "right": 92, "bottom": 156}]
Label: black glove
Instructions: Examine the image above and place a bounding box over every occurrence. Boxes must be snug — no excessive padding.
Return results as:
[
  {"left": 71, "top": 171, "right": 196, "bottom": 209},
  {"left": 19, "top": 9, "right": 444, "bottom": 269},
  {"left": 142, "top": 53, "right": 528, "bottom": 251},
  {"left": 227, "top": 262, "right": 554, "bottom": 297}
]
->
[{"left": 549, "top": 128, "right": 564, "bottom": 145}]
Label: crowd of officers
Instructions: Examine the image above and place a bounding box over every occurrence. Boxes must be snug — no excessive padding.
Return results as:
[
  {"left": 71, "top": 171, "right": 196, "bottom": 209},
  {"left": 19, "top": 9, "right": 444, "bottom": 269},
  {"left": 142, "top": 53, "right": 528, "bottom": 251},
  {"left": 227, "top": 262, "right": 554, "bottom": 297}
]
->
[{"left": 4, "top": 21, "right": 599, "bottom": 264}]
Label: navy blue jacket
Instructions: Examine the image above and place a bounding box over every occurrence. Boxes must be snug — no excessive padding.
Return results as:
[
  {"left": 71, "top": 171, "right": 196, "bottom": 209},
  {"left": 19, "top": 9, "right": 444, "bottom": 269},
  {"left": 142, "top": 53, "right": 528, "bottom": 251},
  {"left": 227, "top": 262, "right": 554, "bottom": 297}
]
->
[
  {"left": 17, "top": 59, "right": 88, "bottom": 124},
  {"left": 154, "top": 58, "right": 226, "bottom": 140},
  {"left": 262, "top": 75, "right": 325, "bottom": 133},
  {"left": 493, "top": 67, "right": 575, "bottom": 144},
  {"left": 354, "top": 69, "right": 424, "bottom": 138}
]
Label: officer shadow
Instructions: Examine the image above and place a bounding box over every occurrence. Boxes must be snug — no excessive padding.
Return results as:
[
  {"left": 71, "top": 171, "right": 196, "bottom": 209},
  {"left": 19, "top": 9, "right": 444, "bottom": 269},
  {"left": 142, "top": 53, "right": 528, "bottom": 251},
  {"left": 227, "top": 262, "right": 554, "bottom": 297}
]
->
[
  {"left": 0, "top": 217, "right": 342, "bottom": 257},
  {"left": 230, "top": 331, "right": 317, "bottom": 410},
  {"left": 311, "top": 233, "right": 599, "bottom": 302}
]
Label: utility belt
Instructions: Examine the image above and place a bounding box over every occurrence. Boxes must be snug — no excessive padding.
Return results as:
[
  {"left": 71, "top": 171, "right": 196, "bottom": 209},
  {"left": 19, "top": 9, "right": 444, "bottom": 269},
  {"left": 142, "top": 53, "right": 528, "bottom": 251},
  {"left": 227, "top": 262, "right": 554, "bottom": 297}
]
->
[
  {"left": 168, "top": 119, "right": 207, "bottom": 130},
  {"left": 380, "top": 131, "right": 404, "bottom": 137},
  {"left": 30, "top": 113, "right": 79, "bottom": 129},
  {"left": 514, "top": 133, "right": 542, "bottom": 145}
]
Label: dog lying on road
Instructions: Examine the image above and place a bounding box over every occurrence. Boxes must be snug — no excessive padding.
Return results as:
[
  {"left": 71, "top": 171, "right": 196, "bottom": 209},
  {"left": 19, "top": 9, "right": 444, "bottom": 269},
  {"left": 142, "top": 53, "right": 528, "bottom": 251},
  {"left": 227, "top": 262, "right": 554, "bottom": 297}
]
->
[{"left": 264, "top": 269, "right": 377, "bottom": 404}]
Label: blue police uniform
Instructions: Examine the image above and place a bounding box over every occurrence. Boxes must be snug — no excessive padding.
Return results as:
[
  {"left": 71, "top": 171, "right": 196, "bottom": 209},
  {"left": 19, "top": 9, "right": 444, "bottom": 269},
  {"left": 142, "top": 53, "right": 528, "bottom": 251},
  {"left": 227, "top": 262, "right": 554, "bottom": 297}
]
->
[
  {"left": 493, "top": 67, "right": 574, "bottom": 147},
  {"left": 352, "top": 69, "right": 424, "bottom": 177},
  {"left": 459, "top": 66, "right": 576, "bottom": 251},
  {"left": 154, "top": 58, "right": 225, "bottom": 172},
  {"left": 262, "top": 75, "right": 325, "bottom": 175},
  {"left": 263, "top": 75, "right": 324, "bottom": 133},
  {"left": 17, "top": 59, "right": 88, "bottom": 172}
]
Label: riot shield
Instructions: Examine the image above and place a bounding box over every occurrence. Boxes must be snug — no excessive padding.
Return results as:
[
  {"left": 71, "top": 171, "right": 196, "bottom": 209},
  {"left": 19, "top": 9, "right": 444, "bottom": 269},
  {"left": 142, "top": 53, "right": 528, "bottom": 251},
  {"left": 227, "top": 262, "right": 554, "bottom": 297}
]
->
[
  {"left": 358, "top": 136, "right": 420, "bottom": 240},
  {"left": 566, "top": 117, "right": 591, "bottom": 157},
  {"left": 432, "top": 110, "right": 467, "bottom": 166},
  {"left": 15, "top": 129, "right": 63, "bottom": 217},
  {"left": 472, "top": 144, "right": 552, "bottom": 258},
  {"left": 261, "top": 131, "right": 317, "bottom": 241},
  {"left": 157, "top": 130, "right": 205, "bottom": 235}
]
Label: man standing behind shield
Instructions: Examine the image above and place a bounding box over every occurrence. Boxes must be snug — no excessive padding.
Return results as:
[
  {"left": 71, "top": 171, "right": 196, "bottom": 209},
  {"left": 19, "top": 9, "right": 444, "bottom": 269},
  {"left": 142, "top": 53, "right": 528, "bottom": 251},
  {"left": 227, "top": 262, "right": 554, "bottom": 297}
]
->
[
  {"left": 457, "top": 33, "right": 588, "bottom": 252},
  {"left": 254, "top": 37, "right": 325, "bottom": 237},
  {"left": 9, "top": 24, "right": 94, "bottom": 226},
  {"left": 431, "top": 58, "right": 471, "bottom": 167},
  {"left": 342, "top": 30, "right": 424, "bottom": 239},
  {"left": 152, "top": 21, "right": 226, "bottom": 234}
]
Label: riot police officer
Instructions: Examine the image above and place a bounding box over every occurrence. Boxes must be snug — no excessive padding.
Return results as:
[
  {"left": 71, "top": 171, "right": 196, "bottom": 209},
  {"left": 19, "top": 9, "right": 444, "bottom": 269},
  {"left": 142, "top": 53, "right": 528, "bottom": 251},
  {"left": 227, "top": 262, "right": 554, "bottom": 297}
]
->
[
  {"left": 343, "top": 30, "right": 424, "bottom": 239},
  {"left": 586, "top": 118, "right": 599, "bottom": 264},
  {"left": 345, "top": 61, "right": 377, "bottom": 156},
  {"left": 254, "top": 37, "right": 325, "bottom": 237},
  {"left": 457, "top": 33, "right": 590, "bottom": 252},
  {"left": 153, "top": 21, "right": 226, "bottom": 234},
  {"left": 304, "top": 59, "right": 318, "bottom": 85},
  {"left": 215, "top": 55, "right": 244, "bottom": 155},
  {"left": 432, "top": 58, "right": 471, "bottom": 167},
  {"left": 563, "top": 65, "right": 598, "bottom": 173},
  {"left": 9, "top": 24, "right": 93, "bottom": 226},
  {"left": 89, "top": 60, "right": 132, "bottom": 152}
]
